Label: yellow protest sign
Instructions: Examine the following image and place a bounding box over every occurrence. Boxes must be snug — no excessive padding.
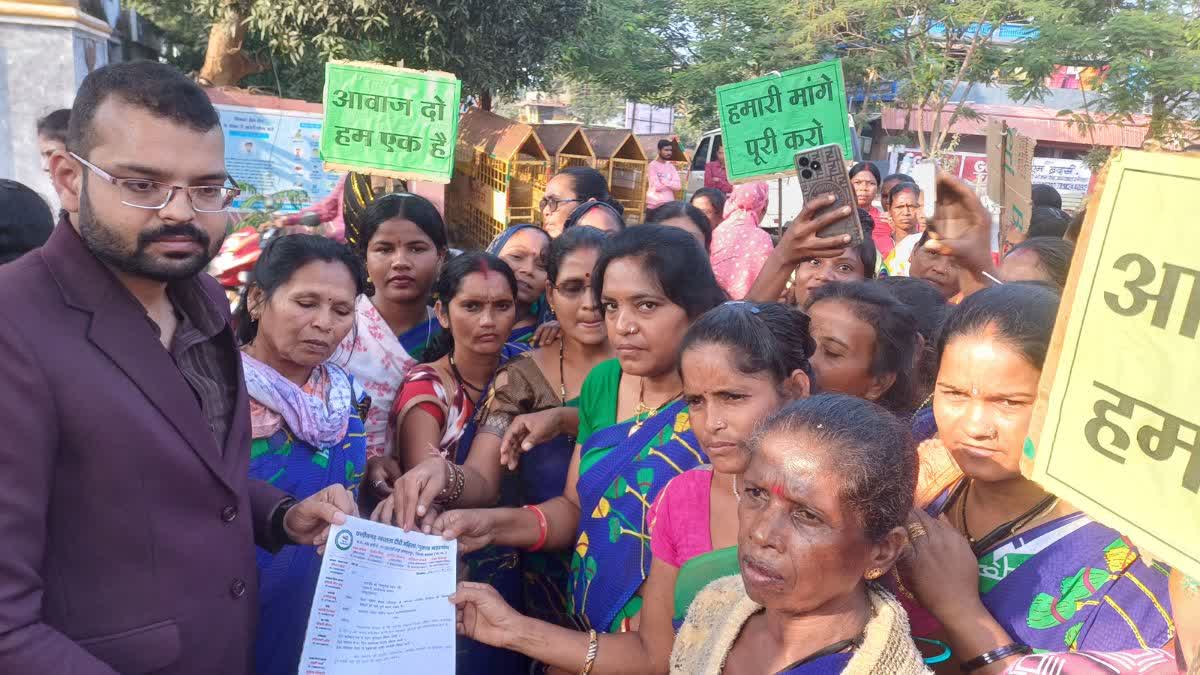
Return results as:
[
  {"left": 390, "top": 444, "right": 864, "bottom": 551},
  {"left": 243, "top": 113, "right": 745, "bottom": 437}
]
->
[{"left": 1033, "top": 149, "right": 1200, "bottom": 580}]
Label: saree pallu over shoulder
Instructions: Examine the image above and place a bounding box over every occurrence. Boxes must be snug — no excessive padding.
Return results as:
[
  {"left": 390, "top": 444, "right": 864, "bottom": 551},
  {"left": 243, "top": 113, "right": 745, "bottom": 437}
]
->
[
  {"left": 390, "top": 363, "right": 491, "bottom": 464},
  {"left": 332, "top": 296, "right": 437, "bottom": 458},
  {"left": 917, "top": 479, "right": 1176, "bottom": 655},
  {"left": 977, "top": 514, "right": 1175, "bottom": 653},
  {"left": 570, "top": 400, "right": 707, "bottom": 632}
]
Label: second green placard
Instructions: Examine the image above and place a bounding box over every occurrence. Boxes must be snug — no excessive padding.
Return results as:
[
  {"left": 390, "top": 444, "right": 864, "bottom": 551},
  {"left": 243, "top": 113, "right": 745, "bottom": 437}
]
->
[{"left": 717, "top": 60, "right": 852, "bottom": 182}]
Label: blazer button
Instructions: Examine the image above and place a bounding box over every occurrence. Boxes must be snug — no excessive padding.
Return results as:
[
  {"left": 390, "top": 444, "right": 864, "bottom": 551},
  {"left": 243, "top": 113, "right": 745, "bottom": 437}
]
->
[
  {"left": 221, "top": 505, "right": 238, "bottom": 523},
  {"left": 230, "top": 579, "right": 247, "bottom": 598}
]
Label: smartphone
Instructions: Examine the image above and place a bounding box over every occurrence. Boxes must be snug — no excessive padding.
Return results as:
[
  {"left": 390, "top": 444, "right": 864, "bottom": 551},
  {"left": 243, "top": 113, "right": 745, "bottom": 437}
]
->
[{"left": 794, "top": 144, "right": 864, "bottom": 246}]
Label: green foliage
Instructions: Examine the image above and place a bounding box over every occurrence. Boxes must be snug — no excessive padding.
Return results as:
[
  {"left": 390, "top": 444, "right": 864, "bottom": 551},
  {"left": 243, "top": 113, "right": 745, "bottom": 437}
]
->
[
  {"left": 1009, "top": 0, "right": 1200, "bottom": 145},
  {"left": 136, "top": 0, "right": 1198, "bottom": 150},
  {"left": 558, "top": 0, "right": 804, "bottom": 135},
  {"left": 131, "top": 0, "right": 591, "bottom": 103},
  {"left": 558, "top": 0, "right": 684, "bottom": 104},
  {"left": 560, "top": 0, "right": 1051, "bottom": 154},
  {"left": 789, "top": 0, "right": 1056, "bottom": 156}
]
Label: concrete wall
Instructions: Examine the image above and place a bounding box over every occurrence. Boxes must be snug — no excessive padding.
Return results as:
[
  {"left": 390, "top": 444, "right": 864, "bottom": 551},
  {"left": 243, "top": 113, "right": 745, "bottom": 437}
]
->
[{"left": 0, "top": 21, "right": 108, "bottom": 210}]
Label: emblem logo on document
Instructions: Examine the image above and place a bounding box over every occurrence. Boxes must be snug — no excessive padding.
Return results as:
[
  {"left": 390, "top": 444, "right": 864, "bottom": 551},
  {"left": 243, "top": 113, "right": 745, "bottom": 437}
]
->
[{"left": 334, "top": 529, "right": 355, "bottom": 551}]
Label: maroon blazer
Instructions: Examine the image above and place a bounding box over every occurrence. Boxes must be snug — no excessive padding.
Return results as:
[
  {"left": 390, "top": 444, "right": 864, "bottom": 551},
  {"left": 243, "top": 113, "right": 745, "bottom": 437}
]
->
[{"left": 0, "top": 224, "right": 288, "bottom": 674}]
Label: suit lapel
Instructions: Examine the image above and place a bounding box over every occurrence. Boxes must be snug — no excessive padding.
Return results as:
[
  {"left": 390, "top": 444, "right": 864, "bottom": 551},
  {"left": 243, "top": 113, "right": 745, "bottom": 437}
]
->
[
  {"left": 43, "top": 223, "right": 235, "bottom": 492},
  {"left": 88, "top": 308, "right": 235, "bottom": 491},
  {"left": 221, "top": 325, "right": 253, "bottom": 483}
]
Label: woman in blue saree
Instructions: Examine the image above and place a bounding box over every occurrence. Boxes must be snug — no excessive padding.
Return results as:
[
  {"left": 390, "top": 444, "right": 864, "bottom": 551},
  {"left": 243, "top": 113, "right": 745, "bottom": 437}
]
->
[
  {"left": 235, "top": 234, "right": 370, "bottom": 675},
  {"left": 434, "top": 226, "right": 727, "bottom": 661},
  {"left": 900, "top": 283, "right": 1179, "bottom": 673}
]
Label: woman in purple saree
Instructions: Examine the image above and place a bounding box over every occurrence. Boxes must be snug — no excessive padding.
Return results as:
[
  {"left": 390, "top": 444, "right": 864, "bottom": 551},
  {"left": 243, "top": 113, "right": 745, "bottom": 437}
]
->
[{"left": 900, "top": 284, "right": 1178, "bottom": 674}]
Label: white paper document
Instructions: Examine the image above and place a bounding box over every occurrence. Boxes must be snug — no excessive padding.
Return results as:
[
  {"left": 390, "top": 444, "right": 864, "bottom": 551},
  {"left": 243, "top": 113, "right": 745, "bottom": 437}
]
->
[{"left": 298, "top": 516, "right": 457, "bottom": 674}]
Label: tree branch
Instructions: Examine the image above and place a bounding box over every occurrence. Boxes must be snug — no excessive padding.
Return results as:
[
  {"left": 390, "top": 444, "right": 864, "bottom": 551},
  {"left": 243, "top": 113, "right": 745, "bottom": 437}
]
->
[{"left": 932, "top": 15, "right": 1002, "bottom": 153}]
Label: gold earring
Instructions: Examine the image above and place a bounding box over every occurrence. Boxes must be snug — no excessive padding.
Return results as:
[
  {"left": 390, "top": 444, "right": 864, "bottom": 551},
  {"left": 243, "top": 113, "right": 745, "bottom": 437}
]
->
[{"left": 865, "top": 568, "right": 884, "bottom": 580}]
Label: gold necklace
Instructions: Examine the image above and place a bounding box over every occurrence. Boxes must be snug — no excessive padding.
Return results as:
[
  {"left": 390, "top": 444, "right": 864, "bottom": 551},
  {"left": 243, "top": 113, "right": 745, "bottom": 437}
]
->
[{"left": 630, "top": 377, "right": 682, "bottom": 433}]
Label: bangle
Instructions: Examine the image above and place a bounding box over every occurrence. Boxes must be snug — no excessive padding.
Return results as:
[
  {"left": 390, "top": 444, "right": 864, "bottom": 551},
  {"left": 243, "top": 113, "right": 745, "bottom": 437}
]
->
[
  {"left": 915, "top": 637, "right": 952, "bottom": 666},
  {"left": 580, "top": 629, "right": 599, "bottom": 675},
  {"left": 448, "top": 462, "right": 465, "bottom": 503},
  {"left": 434, "top": 459, "right": 465, "bottom": 505},
  {"left": 524, "top": 505, "right": 548, "bottom": 552},
  {"left": 960, "top": 643, "right": 1030, "bottom": 672}
]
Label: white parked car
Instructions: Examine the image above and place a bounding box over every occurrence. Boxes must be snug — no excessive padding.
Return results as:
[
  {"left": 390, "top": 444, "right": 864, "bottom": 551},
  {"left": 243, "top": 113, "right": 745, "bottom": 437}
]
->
[{"left": 686, "top": 129, "right": 812, "bottom": 233}]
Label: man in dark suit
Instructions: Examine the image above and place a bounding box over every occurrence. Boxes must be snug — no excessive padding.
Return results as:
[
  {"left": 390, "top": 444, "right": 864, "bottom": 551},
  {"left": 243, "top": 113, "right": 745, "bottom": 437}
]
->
[{"left": 0, "top": 62, "right": 356, "bottom": 674}]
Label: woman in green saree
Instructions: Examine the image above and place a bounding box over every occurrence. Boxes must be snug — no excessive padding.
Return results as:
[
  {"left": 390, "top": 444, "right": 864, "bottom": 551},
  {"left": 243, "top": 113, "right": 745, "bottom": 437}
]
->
[
  {"left": 442, "top": 301, "right": 815, "bottom": 674},
  {"left": 434, "top": 226, "right": 726, "bottom": 659}
]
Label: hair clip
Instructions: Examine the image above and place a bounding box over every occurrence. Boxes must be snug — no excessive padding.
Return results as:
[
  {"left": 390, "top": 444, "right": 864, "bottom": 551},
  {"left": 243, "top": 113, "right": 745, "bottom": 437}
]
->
[
  {"left": 375, "top": 192, "right": 419, "bottom": 202},
  {"left": 723, "top": 300, "right": 761, "bottom": 314}
]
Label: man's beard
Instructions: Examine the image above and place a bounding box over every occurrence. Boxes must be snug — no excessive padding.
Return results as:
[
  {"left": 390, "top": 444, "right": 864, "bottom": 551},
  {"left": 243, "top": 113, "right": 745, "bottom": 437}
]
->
[{"left": 78, "top": 190, "right": 221, "bottom": 282}]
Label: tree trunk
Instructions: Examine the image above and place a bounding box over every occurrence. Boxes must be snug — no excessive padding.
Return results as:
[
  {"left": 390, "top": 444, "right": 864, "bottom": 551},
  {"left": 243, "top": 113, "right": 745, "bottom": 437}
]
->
[
  {"left": 198, "top": 1, "right": 264, "bottom": 87},
  {"left": 1148, "top": 93, "right": 1168, "bottom": 143},
  {"left": 480, "top": 88, "right": 493, "bottom": 111}
]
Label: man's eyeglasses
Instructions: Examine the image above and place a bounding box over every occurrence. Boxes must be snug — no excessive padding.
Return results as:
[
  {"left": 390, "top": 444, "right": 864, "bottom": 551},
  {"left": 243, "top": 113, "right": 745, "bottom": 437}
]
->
[
  {"left": 70, "top": 152, "right": 240, "bottom": 213},
  {"left": 539, "top": 195, "right": 583, "bottom": 214}
]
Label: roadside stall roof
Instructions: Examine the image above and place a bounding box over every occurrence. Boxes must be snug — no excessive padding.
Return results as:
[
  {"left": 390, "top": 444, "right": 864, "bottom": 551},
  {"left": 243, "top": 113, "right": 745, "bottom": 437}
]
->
[
  {"left": 582, "top": 127, "right": 647, "bottom": 161},
  {"left": 459, "top": 108, "right": 549, "bottom": 161},
  {"left": 533, "top": 123, "right": 595, "bottom": 159},
  {"left": 881, "top": 103, "right": 1151, "bottom": 148}
]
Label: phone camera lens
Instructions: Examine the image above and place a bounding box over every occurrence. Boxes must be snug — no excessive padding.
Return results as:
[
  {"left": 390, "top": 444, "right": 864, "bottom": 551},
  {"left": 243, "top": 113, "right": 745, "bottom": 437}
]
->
[
  {"left": 801, "top": 169, "right": 814, "bottom": 180},
  {"left": 810, "top": 161, "right": 822, "bottom": 172},
  {"left": 797, "top": 157, "right": 810, "bottom": 167}
]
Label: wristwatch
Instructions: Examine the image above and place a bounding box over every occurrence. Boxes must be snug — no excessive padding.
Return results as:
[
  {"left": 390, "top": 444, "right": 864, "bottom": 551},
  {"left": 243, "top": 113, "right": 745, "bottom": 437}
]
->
[{"left": 270, "top": 496, "right": 299, "bottom": 547}]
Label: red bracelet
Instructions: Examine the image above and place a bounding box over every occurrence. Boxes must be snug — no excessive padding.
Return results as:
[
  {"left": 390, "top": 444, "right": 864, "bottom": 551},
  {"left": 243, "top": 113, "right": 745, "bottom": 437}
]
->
[{"left": 523, "top": 505, "right": 548, "bottom": 552}]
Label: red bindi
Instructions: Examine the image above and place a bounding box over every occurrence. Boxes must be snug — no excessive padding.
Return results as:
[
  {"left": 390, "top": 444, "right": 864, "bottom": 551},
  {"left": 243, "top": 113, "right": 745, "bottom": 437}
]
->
[{"left": 770, "top": 484, "right": 787, "bottom": 499}]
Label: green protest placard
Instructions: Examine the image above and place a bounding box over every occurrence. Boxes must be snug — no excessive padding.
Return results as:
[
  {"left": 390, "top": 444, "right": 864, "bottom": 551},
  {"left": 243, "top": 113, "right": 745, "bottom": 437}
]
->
[
  {"left": 319, "top": 62, "right": 461, "bottom": 184},
  {"left": 716, "top": 60, "right": 852, "bottom": 183}
]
